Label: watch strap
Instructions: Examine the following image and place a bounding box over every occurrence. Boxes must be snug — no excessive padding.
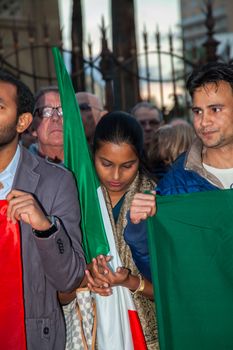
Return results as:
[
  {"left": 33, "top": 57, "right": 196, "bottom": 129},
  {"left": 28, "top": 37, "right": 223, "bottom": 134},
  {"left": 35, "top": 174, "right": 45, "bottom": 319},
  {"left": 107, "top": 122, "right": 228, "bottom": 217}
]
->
[{"left": 33, "top": 216, "right": 58, "bottom": 238}]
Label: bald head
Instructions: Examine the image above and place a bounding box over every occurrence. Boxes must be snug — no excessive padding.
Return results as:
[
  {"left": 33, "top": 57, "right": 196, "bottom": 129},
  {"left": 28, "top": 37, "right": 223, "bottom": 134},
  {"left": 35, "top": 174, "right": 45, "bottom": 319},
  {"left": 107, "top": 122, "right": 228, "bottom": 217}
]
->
[
  {"left": 76, "top": 92, "right": 106, "bottom": 145},
  {"left": 76, "top": 92, "right": 104, "bottom": 124},
  {"left": 132, "top": 102, "right": 163, "bottom": 149}
]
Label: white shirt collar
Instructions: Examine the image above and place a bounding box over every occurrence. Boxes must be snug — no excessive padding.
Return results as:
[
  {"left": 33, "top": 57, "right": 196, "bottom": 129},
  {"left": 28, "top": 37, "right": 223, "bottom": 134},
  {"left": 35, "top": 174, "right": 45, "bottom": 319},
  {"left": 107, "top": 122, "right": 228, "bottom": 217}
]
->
[{"left": 0, "top": 145, "right": 21, "bottom": 199}]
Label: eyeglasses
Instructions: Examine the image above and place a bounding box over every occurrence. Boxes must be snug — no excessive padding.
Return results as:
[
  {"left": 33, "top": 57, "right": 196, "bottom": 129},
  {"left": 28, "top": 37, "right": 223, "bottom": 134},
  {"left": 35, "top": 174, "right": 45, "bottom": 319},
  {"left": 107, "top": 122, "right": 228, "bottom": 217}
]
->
[
  {"left": 79, "top": 102, "right": 103, "bottom": 112},
  {"left": 34, "top": 106, "right": 63, "bottom": 118}
]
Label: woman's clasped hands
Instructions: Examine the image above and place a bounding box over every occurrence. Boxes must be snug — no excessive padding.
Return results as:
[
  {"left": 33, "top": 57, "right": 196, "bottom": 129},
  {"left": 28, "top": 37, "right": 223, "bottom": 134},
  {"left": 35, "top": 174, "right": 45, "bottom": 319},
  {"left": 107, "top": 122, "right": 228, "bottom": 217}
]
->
[{"left": 85, "top": 255, "right": 131, "bottom": 296}]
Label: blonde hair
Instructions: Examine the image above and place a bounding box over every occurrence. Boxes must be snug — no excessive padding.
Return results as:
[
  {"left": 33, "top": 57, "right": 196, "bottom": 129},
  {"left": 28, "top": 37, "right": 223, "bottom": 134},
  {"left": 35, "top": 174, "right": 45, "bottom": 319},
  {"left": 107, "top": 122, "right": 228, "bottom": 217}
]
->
[{"left": 148, "top": 124, "right": 195, "bottom": 166}]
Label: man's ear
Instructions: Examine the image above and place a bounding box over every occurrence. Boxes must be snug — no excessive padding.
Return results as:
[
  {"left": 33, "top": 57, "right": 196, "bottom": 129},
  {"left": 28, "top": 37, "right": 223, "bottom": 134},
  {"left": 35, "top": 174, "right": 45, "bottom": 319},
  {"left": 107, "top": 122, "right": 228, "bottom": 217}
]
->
[
  {"left": 31, "top": 130, "right": 38, "bottom": 137},
  {"left": 16, "top": 113, "right": 33, "bottom": 134}
]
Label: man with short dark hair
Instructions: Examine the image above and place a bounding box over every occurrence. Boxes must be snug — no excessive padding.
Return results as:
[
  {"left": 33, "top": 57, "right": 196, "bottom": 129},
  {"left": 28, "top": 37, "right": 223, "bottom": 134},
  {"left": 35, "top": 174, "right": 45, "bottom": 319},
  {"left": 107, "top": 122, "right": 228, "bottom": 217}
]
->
[
  {"left": 0, "top": 72, "right": 85, "bottom": 349},
  {"left": 124, "top": 62, "right": 233, "bottom": 350},
  {"left": 131, "top": 101, "right": 163, "bottom": 151},
  {"left": 125, "top": 62, "right": 233, "bottom": 279}
]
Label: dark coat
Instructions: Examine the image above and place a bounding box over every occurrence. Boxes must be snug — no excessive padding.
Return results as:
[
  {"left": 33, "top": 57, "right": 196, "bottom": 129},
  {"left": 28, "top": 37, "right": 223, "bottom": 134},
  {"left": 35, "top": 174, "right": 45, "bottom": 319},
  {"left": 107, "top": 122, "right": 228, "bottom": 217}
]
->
[{"left": 156, "top": 153, "right": 218, "bottom": 195}]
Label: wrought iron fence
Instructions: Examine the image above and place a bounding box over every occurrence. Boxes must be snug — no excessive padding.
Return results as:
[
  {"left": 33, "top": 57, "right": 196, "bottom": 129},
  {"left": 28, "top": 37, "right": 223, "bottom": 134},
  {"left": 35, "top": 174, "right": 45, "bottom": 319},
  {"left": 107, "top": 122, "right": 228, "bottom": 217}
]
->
[{"left": 0, "top": 19, "right": 198, "bottom": 120}]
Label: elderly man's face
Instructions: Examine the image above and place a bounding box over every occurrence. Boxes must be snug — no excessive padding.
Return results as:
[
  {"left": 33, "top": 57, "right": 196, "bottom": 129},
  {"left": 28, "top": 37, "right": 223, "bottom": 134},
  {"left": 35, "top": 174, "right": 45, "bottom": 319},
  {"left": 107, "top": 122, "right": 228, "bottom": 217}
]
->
[
  {"left": 34, "top": 91, "right": 63, "bottom": 149},
  {"left": 134, "top": 107, "right": 162, "bottom": 147}
]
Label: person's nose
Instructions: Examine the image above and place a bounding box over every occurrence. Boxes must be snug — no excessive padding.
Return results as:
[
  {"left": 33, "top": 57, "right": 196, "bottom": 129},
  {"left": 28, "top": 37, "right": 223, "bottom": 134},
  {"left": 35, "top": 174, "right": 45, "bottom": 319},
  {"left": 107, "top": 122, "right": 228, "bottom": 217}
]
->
[
  {"left": 51, "top": 110, "right": 62, "bottom": 122},
  {"left": 144, "top": 121, "right": 151, "bottom": 131},
  {"left": 200, "top": 110, "right": 212, "bottom": 128},
  {"left": 112, "top": 167, "right": 120, "bottom": 180}
]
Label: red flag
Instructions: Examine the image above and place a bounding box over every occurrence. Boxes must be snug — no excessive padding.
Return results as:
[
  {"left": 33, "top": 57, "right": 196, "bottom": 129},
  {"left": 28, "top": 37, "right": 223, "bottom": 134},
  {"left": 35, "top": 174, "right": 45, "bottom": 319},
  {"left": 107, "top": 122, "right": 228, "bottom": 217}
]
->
[{"left": 0, "top": 200, "right": 26, "bottom": 349}]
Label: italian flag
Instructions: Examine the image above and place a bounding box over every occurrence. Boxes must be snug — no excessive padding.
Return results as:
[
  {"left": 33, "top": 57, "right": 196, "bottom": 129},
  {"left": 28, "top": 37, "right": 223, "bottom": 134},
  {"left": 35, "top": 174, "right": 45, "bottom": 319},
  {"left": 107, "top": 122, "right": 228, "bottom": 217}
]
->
[
  {"left": 0, "top": 200, "right": 27, "bottom": 349},
  {"left": 147, "top": 190, "right": 233, "bottom": 350},
  {"left": 52, "top": 48, "right": 146, "bottom": 349}
]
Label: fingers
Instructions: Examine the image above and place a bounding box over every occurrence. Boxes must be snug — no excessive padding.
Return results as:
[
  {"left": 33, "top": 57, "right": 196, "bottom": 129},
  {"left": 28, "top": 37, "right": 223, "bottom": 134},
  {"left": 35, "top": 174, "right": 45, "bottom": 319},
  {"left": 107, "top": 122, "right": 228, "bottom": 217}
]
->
[
  {"left": 85, "top": 270, "right": 108, "bottom": 288},
  {"left": 116, "top": 266, "right": 130, "bottom": 275},
  {"left": 6, "top": 189, "right": 50, "bottom": 230},
  {"left": 130, "top": 192, "right": 156, "bottom": 224},
  {"left": 85, "top": 270, "right": 97, "bottom": 287},
  {"left": 6, "top": 189, "right": 26, "bottom": 201},
  {"left": 105, "top": 255, "right": 112, "bottom": 262},
  {"left": 90, "top": 256, "right": 131, "bottom": 287},
  {"left": 89, "top": 259, "right": 110, "bottom": 284},
  {"left": 86, "top": 270, "right": 112, "bottom": 296},
  {"left": 96, "top": 255, "right": 111, "bottom": 275},
  {"left": 7, "top": 191, "right": 34, "bottom": 223},
  {"left": 114, "top": 267, "right": 130, "bottom": 286},
  {"left": 95, "top": 255, "right": 112, "bottom": 265},
  {"left": 7, "top": 200, "right": 34, "bottom": 224},
  {"left": 87, "top": 283, "right": 112, "bottom": 296},
  {"left": 132, "top": 193, "right": 156, "bottom": 214}
]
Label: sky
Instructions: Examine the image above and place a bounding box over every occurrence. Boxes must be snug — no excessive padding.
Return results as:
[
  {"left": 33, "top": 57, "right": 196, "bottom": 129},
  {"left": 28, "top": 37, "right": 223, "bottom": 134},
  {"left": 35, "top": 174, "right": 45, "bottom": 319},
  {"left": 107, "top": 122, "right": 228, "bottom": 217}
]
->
[{"left": 59, "top": 0, "right": 180, "bottom": 53}]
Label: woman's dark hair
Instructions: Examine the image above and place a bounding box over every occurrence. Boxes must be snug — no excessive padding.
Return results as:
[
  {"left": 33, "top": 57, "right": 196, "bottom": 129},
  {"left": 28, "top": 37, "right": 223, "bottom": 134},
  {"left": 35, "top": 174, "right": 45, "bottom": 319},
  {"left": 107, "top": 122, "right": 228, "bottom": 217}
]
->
[
  {"left": 93, "top": 111, "right": 150, "bottom": 174},
  {"left": 186, "top": 62, "right": 233, "bottom": 98}
]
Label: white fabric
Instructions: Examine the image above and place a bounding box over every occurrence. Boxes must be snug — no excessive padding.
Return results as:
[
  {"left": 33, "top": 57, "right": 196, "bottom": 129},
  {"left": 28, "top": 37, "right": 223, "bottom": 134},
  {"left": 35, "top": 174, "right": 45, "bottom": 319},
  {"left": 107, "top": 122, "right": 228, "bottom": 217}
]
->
[
  {"left": 203, "top": 163, "right": 233, "bottom": 189},
  {"left": 95, "top": 187, "right": 136, "bottom": 350}
]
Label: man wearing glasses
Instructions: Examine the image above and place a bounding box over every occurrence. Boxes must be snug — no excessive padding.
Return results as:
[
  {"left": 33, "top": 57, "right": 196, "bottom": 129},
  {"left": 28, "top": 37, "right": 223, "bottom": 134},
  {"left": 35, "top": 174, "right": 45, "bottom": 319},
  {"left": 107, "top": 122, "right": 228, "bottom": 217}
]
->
[
  {"left": 31, "top": 86, "right": 64, "bottom": 163},
  {"left": 31, "top": 88, "right": 106, "bottom": 160}
]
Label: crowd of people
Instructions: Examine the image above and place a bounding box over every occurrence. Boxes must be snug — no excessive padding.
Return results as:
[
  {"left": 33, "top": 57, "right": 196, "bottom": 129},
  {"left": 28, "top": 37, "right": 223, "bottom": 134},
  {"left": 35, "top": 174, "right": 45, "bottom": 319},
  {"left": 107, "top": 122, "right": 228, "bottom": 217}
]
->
[{"left": 1, "top": 60, "right": 233, "bottom": 349}]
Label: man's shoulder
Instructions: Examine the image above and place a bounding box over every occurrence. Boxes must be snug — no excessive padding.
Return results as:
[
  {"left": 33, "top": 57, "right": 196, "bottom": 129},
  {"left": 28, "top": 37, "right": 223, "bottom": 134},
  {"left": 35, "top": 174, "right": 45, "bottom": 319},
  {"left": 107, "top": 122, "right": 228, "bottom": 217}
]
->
[
  {"left": 156, "top": 152, "right": 214, "bottom": 195},
  {"left": 157, "top": 153, "right": 187, "bottom": 189},
  {"left": 21, "top": 146, "right": 72, "bottom": 178}
]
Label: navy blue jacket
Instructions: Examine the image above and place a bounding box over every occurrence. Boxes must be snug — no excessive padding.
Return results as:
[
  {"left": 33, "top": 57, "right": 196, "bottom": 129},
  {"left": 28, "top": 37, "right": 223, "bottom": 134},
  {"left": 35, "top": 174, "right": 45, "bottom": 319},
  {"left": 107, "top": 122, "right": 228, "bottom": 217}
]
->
[{"left": 156, "top": 153, "right": 218, "bottom": 195}]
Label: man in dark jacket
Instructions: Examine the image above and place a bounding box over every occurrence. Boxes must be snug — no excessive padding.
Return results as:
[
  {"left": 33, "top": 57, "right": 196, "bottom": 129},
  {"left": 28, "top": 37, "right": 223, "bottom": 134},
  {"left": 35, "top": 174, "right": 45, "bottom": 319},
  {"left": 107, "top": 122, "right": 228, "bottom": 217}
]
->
[
  {"left": 130, "top": 62, "right": 233, "bottom": 220},
  {"left": 124, "top": 62, "right": 233, "bottom": 276},
  {"left": 0, "top": 71, "right": 85, "bottom": 349}
]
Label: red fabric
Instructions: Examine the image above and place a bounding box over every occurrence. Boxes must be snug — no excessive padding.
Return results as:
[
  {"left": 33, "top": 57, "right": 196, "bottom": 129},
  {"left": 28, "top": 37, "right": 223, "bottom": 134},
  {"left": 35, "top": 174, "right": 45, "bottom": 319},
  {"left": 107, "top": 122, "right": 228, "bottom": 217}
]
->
[
  {"left": 128, "top": 309, "right": 147, "bottom": 350},
  {"left": 0, "top": 200, "right": 26, "bottom": 349}
]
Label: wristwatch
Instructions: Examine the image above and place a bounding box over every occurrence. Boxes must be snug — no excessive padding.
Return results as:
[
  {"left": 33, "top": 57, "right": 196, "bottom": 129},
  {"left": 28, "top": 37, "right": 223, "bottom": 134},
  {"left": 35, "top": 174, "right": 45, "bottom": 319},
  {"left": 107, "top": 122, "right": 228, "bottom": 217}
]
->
[{"left": 33, "top": 216, "right": 58, "bottom": 238}]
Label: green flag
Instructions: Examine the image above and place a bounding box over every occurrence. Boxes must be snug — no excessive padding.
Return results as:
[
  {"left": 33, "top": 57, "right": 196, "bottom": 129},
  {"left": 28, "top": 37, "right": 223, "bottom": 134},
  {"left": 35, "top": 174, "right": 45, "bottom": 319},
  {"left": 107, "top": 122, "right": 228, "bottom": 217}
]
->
[
  {"left": 147, "top": 189, "right": 233, "bottom": 350},
  {"left": 52, "top": 47, "right": 109, "bottom": 263},
  {"left": 52, "top": 48, "right": 148, "bottom": 349}
]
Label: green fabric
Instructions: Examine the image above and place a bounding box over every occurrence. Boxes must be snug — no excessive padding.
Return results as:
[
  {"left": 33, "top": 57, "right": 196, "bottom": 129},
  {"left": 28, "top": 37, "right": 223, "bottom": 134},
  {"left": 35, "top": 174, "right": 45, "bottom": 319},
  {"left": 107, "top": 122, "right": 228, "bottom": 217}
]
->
[
  {"left": 147, "top": 189, "right": 233, "bottom": 350},
  {"left": 52, "top": 48, "right": 109, "bottom": 263}
]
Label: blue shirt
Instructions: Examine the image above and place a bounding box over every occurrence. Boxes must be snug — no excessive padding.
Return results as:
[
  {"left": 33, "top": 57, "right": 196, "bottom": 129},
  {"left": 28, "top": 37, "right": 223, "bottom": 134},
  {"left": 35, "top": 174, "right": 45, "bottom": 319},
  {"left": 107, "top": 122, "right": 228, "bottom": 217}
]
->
[{"left": 0, "top": 146, "right": 20, "bottom": 199}]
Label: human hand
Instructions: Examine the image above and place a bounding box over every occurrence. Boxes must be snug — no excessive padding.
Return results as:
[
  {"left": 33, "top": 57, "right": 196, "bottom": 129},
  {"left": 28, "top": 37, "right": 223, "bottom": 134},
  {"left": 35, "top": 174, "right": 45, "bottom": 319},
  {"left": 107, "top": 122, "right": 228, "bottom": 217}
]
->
[
  {"left": 95, "top": 256, "right": 131, "bottom": 287},
  {"left": 91, "top": 255, "right": 112, "bottom": 275},
  {"left": 85, "top": 255, "right": 131, "bottom": 296},
  {"left": 85, "top": 256, "right": 112, "bottom": 296},
  {"left": 86, "top": 269, "right": 112, "bottom": 296},
  {"left": 6, "top": 189, "right": 51, "bottom": 231},
  {"left": 130, "top": 191, "right": 156, "bottom": 224}
]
